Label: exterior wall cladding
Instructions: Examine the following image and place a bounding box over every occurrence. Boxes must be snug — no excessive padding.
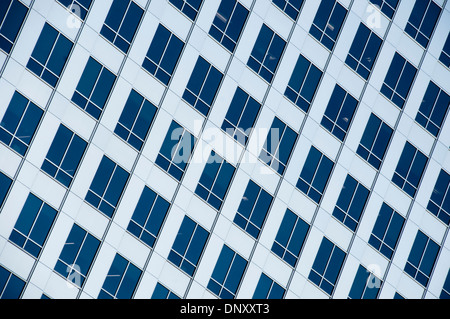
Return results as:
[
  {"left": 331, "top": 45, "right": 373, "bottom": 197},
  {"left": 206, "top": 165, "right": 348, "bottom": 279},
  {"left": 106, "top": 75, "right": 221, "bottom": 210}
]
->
[{"left": 0, "top": 0, "right": 449, "bottom": 299}]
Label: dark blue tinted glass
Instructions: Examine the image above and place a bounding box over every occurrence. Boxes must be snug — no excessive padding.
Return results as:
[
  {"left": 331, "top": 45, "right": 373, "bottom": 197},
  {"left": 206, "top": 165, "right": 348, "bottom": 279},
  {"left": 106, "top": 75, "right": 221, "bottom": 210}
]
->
[
  {"left": 0, "top": 0, "right": 28, "bottom": 54},
  {"left": 0, "top": 92, "right": 43, "bottom": 156},
  {"left": 427, "top": 169, "right": 450, "bottom": 225},
  {"left": 297, "top": 146, "right": 334, "bottom": 204},
  {"left": 248, "top": 24, "right": 286, "bottom": 83},
  {"left": 208, "top": 245, "right": 247, "bottom": 299},
  {"left": 0, "top": 172, "right": 12, "bottom": 207},
  {"left": 101, "top": 0, "right": 143, "bottom": 53},
  {"left": 143, "top": 24, "right": 184, "bottom": 85},
  {"left": 209, "top": 0, "right": 249, "bottom": 52},
  {"left": 310, "top": 0, "right": 347, "bottom": 50}
]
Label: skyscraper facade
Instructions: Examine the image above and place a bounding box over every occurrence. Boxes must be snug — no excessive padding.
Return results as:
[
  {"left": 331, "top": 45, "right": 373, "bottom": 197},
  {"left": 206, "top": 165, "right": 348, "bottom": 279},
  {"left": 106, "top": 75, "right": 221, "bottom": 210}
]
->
[{"left": 0, "top": 0, "right": 449, "bottom": 299}]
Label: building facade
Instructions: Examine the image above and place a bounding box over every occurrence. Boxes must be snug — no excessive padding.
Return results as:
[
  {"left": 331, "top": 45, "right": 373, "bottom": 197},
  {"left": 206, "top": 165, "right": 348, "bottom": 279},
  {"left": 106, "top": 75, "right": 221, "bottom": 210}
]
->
[{"left": 0, "top": 0, "right": 449, "bottom": 299}]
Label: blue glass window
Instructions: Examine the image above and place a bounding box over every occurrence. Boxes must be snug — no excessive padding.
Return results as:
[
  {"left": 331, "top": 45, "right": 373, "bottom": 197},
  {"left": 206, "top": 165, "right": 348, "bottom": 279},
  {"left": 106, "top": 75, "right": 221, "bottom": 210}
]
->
[
  {"left": 57, "top": 0, "right": 93, "bottom": 20},
  {"left": 369, "top": 202, "right": 405, "bottom": 260},
  {"left": 221, "top": 87, "right": 261, "bottom": 146},
  {"left": 439, "top": 32, "right": 450, "bottom": 68},
  {"left": 207, "top": 245, "right": 247, "bottom": 299},
  {"left": 369, "top": 0, "right": 399, "bottom": 19},
  {"left": 404, "top": 230, "right": 440, "bottom": 287},
  {"left": 427, "top": 169, "right": 450, "bottom": 225},
  {"left": 272, "top": 0, "right": 304, "bottom": 20},
  {"left": 114, "top": 89, "right": 157, "bottom": 151},
  {"left": 98, "top": 253, "right": 142, "bottom": 299},
  {"left": 346, "top": 23, "right": 382, "bottom": 80},
  {"left": 195, "top": 150, "right": 235, "bottom": 210},
  {"left": 259, "top": 117, "right": 297, "bottom": 175},
  {"left": 26, "top": 23, "right": 73, "bottom": 87},
  {"left": 72, "top": 56, "right": 116, "bottom": 120},
  {"left": 168, "top": 216, "right": 209, "bottom": 276},
  {"left": 209, "top": 0, "right": 249, "bottom": 52},
  {"left": 348, "top": 264, "right": 381, "bottom": 299},
  {"left": 296, "top": 146, "right": 334, "bottom": 204},
  {"left": 85, "top": 156, "right": 129, "bottom": 218},
  {"left": 151, "top": 283, "right": 180, "bottom": 299},
  {"left": 380, "top": 52, "right": 417, "bottom": 109},
  {"left": 0, "top": 266, "right": 25, "bottom": 299},
  {"left": 309, "top": 237, "right": 346, "bottom": 295},
  {"left": 54, "top": 224, "right": 100, "bottom": 287},
  {"left": 333, "top": 175, "right": 370, "bottom": 231},
  {"left": 0, "top": 91, "right": 43, "bottom": 156},
  {"left": 169, "top": 0, "right": 203, "bottom": 21},
  {"left": 41, "top": 124, "right": 87, "bottom": 188},
  {"left": 0, "top": 0, "right": 28, "bottom": 54},
  {"left": 155, "top": 120, "right": 196, "bottom": 181},
  {"left": 440, "top": 269, "right": 450, "bottom": 299},
  {"left": 415, "top": 81, "right": 450, "bottom": 137},
  {"left": 272, "top": 209, "right": 309, "bottom": 267},
  {"left": 357, "top": 113, "right": 393, "bottom": 170},
  {"left": 405, "top": 0, "right": 441, "bottom": 48},
  {"left": 143, "top": 24, "right": 184, "bottom": 85},
  {"left": 234, "top": 180, "right": 273, "bottom": 239},
  {"left": 100, "top": 0, "right": 143, "bottom": 53},
  {"left": 253, "top": 273, "right": 285, "bottom": 299},
  {"left": 9, "top": 193, "right": 57, "bottom": 258},
  {"left": 309, "top": 0, "right": 347, "bottom": 51},
  {"left": 285, "top": 54, "right": 322, "bottom": 112},
  {"left": 0, "top": 171, "right": 12, "bottom": 208},
  {"left": 321, "top": 84, "right": 358, "bottom": 141},
  {"left": 127, "top": 186, "right": 170, "bottom": 247},
  {"left": 247, "top": 24, "right": 286, "bottom": 83},
  {"left": 182, "top": 56, "right": 223, "bottom": 116},
  {"left": 392, "top": 141, "right": 428, "bottom": 198}
]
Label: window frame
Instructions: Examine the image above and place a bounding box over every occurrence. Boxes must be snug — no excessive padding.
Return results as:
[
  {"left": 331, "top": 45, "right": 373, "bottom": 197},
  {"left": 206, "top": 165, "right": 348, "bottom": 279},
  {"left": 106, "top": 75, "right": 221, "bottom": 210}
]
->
[
  {"left": 26, "top": 22, "right": 73, "bottom": 87},
  {"left": 356, "top": 113, "right": 394, "bottom": 170},
  {"left": 332, "top": 174, "right": 370, "bottom": 232},
  {"left": 169, "top": 0, "right": 203, "bottom": 21},
  {"left": 392, "top": 141, "right": 428, "bottom": 198},
  {"left": 247, "top": 24, "right": 286, "bottom": 83},
  {"left": 207, "top": 244, "right": 247, "bottom": 299},
  {"left": 182, "top": 56, "right": 223, "bottom": 117},
  {"left": 221, "top": 86, "right": 261, "bottom": 146},
  {"left": 272, "top": 0, "right": 304, "bottom": 20},
  {"left": 321, "top": 84, "right": 358, "bottom": 141},
  {"left": 155, "top": 120, "right": 196, "bottom": 182},
  {"left": 54, "top": 223, "right": 100, "bottom": 288},
  {"left": 114, "top": 89, "right": 157, "bottom": 151},
  {"left": 71, "top": 56, "right": 117, "bottom": 120},
  {"left": 259, "top": 116, "right": 298, "bottom": 176},
  {"left": 271, "top": 208, "right": 309, "bottom": 267},
  {"left": 252, "top": 273, "right": 285, "bottom": 299},
  {"left": 209, "top": 0, "right": 249, "bottom": 53},
  {"left": 0, "top": 0, "right": 28, "bottom": 54},
  {"left": 195, "top": 150, "right": 236, "bottom": 211},
  {"left": 0, "top": 91, "right": 44, "bottom": 157},
  {"left": 127, "top": 186, "right": 171, "bottom": 248},
  {"left": 9, "top": 193, "right": 58, "bottom": 259},
  {"left": 369, "top": 202, "right": 405, "bottom": 260},
  {"left": 284, "top": 54, "right": 323, "bottom": 113},
  {"left": 296, "top": 146, "right": 334, "bottom": 204},
  {"left": 309, "top": 0, "right": 347, "bottom": 51},
  {"left": 98, "top": 253, "right": 142, "bottom": 299},
  {"left": 404, "top": 0, "right": 441, "bottom": 49},
  {"left": 427, "top": 169, "right": 450, "bottom": 226},
  {"left": 41, "top": 124, "right": 87, "bottom": 188},
  {"left": 142, "top": 23, "right": 185, "bottom": 85},
  {"left": 308, "top": 236, "right": 346, "bottom": 295},
  {"left": 404, "top": 230, "right": 440, "bottom": 287},
  {"left": 345, "top": 22, "right": 383, "bottom": 80},
  {"left": 415, "top": 81, "right": 450, "bottom": 138},
  {"left": 380, "top": 52, "right": 417, "bottom": 109},
  {"left": 100, "top": 0, "right": 144, "bottom": 53},
  {"left": 85, "top": 155, "right": 130, "bottom": 218},
  {"left": 234, "top": 180, "right": 273, "bottom": 239}
]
